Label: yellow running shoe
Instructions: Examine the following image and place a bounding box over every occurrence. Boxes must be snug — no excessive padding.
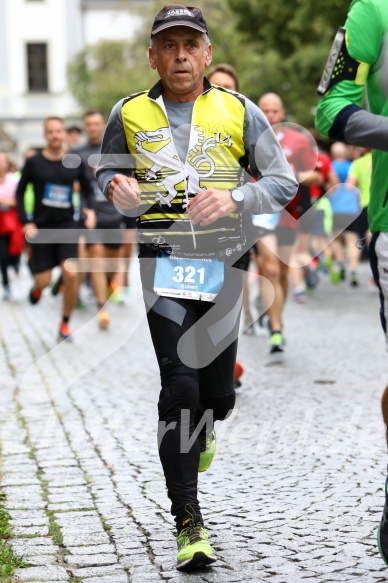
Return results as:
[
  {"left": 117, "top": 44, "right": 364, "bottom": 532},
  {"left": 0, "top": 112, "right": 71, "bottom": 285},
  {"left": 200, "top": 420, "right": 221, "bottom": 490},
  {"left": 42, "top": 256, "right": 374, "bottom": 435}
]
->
[
  {"left": 198, "top": 429, "right": 216, "bottom": 472},
  {"left": 176, "top": 521, "right": 216, "bottom": 571}
]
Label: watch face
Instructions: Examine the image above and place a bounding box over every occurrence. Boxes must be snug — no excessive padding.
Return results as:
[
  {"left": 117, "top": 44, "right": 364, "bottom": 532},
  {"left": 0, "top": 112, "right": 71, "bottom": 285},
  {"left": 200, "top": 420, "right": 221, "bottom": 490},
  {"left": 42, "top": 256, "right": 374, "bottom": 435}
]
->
[{"left": 233, "top": 190, "right": 244, "bottom": 202}]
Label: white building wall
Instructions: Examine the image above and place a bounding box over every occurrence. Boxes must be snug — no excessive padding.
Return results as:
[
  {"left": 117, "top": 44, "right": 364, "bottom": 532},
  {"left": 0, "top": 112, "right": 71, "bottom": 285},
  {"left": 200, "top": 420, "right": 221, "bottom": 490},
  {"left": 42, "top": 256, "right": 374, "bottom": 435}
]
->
[
  {"left": 83, "top": 9, "right": 142, "bottom": 44},
  {"left": 1, "top": 0, "right": 146, "bottom": 162},
  {"left": 2, "top": 0, "right": 83, "bottom": 159},
  {"left": 6, "top": 0, "right": 77, "bottom": 115}
]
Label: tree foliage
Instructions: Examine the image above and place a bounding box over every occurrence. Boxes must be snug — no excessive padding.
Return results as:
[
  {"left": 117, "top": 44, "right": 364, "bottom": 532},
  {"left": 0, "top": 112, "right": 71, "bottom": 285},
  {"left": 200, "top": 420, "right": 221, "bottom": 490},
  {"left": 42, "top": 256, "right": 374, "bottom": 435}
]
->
[
  {"left": 227, "top": 0, "right": 350, "bottom": 126},
  {"left": 66, "top": 0, "right": 260, "bottom": 118},
  {"left": 67, "top": 0, "right": 350, "bottom": 127},
  {"left": 67, "top": 40, "right": 157, "bottom": 119}
]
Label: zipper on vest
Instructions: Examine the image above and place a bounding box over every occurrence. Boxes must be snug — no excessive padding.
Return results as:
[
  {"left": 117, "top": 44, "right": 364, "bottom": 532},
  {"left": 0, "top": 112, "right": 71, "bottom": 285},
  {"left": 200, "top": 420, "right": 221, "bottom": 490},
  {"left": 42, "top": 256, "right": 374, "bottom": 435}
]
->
[
  {"left": 184, "top": 174, "right": 196, "bottom": 250},
  {"left": 154, "top": 94, "right": 198, "bottom": 252}
]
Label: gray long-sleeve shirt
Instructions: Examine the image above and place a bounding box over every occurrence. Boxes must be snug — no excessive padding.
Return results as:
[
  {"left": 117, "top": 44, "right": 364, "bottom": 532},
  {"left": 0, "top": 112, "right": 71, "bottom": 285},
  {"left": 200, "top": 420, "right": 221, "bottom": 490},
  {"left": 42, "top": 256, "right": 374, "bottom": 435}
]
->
[{"left": 97, "top": 80, "right": 297, "bottom": 255}]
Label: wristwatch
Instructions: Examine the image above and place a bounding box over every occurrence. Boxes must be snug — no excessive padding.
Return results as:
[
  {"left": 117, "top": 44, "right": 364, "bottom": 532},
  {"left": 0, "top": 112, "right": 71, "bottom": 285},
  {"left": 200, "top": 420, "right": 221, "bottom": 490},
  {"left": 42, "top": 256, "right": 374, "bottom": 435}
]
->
[{"left": 231, "top": 189, "right": 245, "bottom": 212}]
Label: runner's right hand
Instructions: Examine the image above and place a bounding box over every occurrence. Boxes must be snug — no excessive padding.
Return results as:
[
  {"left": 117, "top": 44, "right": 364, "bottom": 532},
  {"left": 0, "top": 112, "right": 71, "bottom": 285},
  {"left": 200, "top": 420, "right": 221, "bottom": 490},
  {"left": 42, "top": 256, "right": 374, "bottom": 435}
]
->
[{"left": 109, "top": 174, "right": 141, "bottom": 210}]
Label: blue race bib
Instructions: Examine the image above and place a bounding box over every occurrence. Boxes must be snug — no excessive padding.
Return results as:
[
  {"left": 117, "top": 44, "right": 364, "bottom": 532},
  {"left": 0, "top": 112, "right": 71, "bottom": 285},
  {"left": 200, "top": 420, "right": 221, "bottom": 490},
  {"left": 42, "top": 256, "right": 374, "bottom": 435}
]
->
[
  {"left": 154, "top": 253, "right": 224, "bottom": 301},
  {"left": 42, "top": 183, "right": 72, "bottom": 208},
  {"left": 252, "top": 212, "right": 280, "bottom": 230}
]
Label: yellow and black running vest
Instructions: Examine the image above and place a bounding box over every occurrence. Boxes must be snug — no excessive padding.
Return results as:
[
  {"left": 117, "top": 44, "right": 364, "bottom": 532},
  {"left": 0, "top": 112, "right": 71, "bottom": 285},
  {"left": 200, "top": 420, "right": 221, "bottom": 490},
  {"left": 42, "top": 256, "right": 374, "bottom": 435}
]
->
[{"left": 121, "top": 80, "right": 249, "bottom": 256}]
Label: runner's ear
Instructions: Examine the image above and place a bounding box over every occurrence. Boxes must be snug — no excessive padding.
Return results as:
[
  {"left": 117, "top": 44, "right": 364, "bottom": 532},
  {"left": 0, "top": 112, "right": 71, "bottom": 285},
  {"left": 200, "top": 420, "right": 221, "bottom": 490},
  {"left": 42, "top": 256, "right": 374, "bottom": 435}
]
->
[{"left": 148, "top": 47, "right": 157, "bottom": 70}]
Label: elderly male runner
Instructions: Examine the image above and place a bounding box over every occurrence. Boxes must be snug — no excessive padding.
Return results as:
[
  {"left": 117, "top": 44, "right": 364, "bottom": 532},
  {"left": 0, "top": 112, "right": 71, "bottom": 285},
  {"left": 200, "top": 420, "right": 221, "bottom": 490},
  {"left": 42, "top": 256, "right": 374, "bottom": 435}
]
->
[{"left": 97, "top": 4, "right": 296, "bottom": 571}]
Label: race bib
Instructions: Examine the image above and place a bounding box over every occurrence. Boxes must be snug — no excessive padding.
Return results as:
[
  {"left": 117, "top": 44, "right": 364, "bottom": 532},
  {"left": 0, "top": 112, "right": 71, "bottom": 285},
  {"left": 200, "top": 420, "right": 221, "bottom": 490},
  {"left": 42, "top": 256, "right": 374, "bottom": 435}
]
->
[
  {"left": 252, "top": 212, "right": 280, "bottom": 230},
  {"left": 42, "top": 183, "right": 72, "bottom": 208},
  {"left": 154, "top": 253, "right": 224, "bottom": 301}
]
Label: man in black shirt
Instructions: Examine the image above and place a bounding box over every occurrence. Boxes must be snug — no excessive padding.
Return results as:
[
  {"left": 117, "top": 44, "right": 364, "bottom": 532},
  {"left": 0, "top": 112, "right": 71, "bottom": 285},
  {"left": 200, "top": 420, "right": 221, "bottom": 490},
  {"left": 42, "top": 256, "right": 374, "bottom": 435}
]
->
[{"left": 16, "top": 116, "right": 96, "bottom": 340}]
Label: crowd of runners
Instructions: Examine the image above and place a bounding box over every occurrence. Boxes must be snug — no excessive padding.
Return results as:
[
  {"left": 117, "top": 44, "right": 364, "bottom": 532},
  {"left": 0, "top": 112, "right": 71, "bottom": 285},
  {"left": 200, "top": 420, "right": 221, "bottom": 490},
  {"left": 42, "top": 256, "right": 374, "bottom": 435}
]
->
[
  {"left": 0, "top": 111, "right": 137, "bottom": 340},
  {"left": 0, "top": 90, "right": 372, "bottom": 351},
  {"left": 0, "top": 1, "right": 382, "bottom": 572}
]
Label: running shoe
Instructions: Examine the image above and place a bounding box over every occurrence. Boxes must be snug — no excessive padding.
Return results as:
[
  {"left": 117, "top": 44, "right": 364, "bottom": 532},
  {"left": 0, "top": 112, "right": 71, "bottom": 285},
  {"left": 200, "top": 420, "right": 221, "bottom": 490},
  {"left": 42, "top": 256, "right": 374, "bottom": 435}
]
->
[
  {"left": 98, "top": 309, "right": 110, "bottom": 330},
  {"left": 176, "top": 520, "right": 216, "bottom": 571},
  {"left": 293, "top": 289, "right": 306, "bottom": 303},
  {"left": 58, "top": 322, "right": 72, "bottom": 341},
  {"left": 330, "top": 269, "right": 341, "bottom": 285},
  {"left": 350, "top": 272, "right": 359, "bottom": 287},
  {"left": 340, "top": 265, "right": 346, "bottom": 281},
  {"left": 107, "top": 280, "right": 124, "bottom": 304},
  {"left": 267, "top": 332, "right": 285, "bottom": 366},
  {"left": 323, "top": 257, "right": 333, "bottom": 271},
  {"left": 110, "top": 289, "right": 125, "bottom": 305},
  {"left": 304, "top": 265, "right": 319, "bottom": 289},
  {"left": 29, "top": 286, "right": 42, "bottom": 305},
  {"left": 234, "top": 360, "right": 244, "bottom": 389},
  {"left": 269, "top": 331, "right": 284, "bottom": 354},
  {"left": 198, "top": 429, "right": 216, "bottom": 473}
]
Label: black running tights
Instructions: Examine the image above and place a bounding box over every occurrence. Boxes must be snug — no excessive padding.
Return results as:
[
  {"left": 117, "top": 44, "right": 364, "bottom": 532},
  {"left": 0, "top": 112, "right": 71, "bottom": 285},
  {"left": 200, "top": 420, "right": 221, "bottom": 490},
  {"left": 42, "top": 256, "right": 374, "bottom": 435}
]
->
[{"left": 140, "top": 253, "right": 244, "bottom": 530}]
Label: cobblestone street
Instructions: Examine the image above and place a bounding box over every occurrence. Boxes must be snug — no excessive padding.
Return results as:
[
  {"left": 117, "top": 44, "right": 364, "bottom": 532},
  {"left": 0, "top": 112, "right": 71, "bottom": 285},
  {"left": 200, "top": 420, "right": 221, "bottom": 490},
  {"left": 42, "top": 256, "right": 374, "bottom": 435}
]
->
[{"left": 1, "top": 257, "right": 388, "bottom": 582}]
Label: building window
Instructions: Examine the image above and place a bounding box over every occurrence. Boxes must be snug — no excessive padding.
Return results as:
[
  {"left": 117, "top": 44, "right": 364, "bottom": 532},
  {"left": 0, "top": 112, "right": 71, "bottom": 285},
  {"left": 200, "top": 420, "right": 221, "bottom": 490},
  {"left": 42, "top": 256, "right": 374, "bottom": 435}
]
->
[{"left": 26, "top": 43, "right": 48, "bottom": 92}]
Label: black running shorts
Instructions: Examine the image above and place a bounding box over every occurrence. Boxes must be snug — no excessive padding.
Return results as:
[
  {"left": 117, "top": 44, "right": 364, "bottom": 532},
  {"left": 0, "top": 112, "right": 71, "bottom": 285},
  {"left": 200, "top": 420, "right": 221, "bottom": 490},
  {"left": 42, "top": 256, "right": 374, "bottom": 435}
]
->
[{"left": 30, "top": 241, "right": 78, "bottom": 274}]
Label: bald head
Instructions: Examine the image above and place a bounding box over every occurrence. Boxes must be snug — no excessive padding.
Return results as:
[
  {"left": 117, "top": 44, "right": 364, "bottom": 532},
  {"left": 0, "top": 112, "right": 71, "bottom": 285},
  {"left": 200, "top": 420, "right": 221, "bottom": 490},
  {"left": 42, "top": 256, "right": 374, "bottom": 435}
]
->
[
  {"left": 330, "top": 142, "right": 349, "bottom": 161},
  {"left": 258, "top": 93, "right": 285, "bottom": 126}
]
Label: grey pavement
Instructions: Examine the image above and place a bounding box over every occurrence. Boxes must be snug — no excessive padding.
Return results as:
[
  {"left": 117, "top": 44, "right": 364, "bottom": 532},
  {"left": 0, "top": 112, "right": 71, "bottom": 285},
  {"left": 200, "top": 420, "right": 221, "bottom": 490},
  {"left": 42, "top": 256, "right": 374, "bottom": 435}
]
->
[{"left": 0, "top": 256, "right": 388, "bottom": 582}]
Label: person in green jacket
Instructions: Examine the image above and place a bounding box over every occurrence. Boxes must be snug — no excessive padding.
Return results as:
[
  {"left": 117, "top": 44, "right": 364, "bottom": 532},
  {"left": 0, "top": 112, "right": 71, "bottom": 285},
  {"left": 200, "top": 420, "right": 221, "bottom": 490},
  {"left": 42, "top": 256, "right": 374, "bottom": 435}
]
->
[{"left": 315, "top": 0, "right": 388, "bottom": 566}]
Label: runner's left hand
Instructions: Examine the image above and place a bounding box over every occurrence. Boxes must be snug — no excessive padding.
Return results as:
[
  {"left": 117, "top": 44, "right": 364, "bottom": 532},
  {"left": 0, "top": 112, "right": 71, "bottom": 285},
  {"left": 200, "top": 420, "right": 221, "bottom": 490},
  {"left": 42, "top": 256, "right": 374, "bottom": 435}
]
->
[{"left": 187, "top": 189, "right": 237, "bottom": 226}]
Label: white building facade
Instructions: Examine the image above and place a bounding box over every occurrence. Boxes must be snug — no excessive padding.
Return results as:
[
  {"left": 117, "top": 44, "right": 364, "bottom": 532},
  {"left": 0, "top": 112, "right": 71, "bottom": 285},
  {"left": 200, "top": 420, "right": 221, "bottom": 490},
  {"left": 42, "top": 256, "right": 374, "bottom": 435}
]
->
[{"left": 0, "top": 0, "right": 147, "bottom": 161}]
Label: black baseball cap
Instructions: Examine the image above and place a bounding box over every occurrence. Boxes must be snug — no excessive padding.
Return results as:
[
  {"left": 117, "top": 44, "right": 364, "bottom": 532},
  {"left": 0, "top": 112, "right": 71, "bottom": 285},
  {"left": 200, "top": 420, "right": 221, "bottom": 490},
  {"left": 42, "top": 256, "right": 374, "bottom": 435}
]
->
[{"left": 151, "top": 5, "right": 208, "bottom": 36}]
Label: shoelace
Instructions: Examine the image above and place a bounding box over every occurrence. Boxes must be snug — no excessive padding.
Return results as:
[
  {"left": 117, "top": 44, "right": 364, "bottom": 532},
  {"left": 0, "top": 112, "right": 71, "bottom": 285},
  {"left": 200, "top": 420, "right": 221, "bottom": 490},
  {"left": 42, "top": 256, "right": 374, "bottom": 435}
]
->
[{"left": 180, "top": 524, "right": 204, "bottom": 545}]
